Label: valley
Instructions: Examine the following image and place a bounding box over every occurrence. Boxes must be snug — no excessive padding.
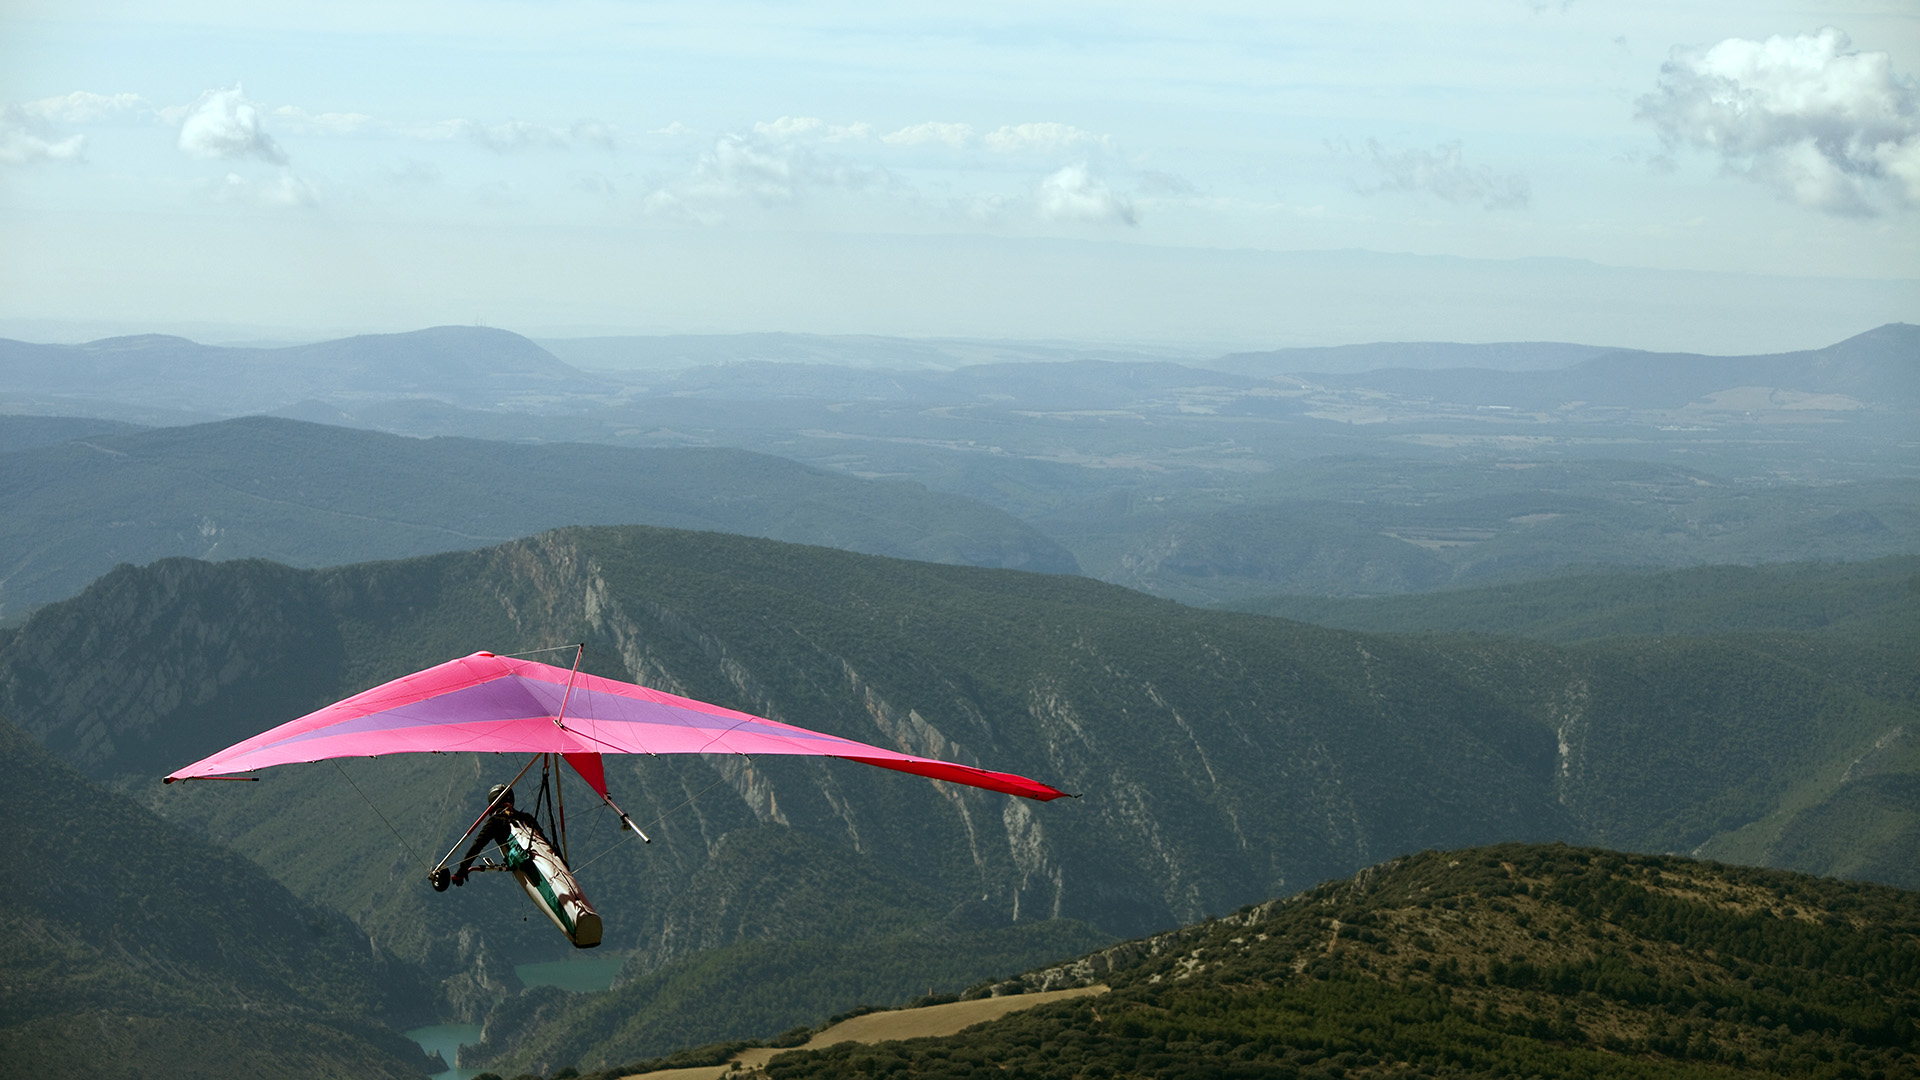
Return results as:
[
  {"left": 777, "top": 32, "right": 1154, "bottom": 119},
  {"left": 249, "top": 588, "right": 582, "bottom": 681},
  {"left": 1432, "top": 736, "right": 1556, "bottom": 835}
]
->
[
  {"left": 15, "top": 2, "right": 1919, "bottom": 1074},
  {"left": 3, "top": 323, "right": 1915, "bottom": 612},
  {"left": 0, "top": 323, "right": 1913, "bottom": 1079},
  {"left": 0, "top": 525, "right": 1912, "bottom": 1074}
]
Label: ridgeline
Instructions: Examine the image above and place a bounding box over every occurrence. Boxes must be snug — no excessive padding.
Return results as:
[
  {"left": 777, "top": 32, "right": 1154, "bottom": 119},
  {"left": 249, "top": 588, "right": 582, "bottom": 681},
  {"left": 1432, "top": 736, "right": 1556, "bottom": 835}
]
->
[
  {"left": 0, "top": 414, "right": 1077, "bottom": 620},
  {"left": 749, "top": 843, "right": 1919, "bottom": 1080}
]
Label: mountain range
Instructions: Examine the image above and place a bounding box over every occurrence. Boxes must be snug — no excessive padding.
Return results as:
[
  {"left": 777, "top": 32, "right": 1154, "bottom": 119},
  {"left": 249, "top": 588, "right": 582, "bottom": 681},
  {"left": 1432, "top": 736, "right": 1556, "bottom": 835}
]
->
[
  {"left": 4, "top": 322, "right": 1912, "bottom": 608},
  {"left": 2, "top": 317, "right": 1914, "bottom": 1075},
  {"left": 1, "top": 524, "right": 1912, "bottom": 1069},
  {"left": 9, "top": 321, "right": 1912, "bottom": 418},
  {"left": 0, "top": 414, "right": 1075, "bottom": 620},
  {"left": 0, "top": 326, "right": 603, "bottom": 419},
  {"left": 1211, "top": 321, "right": 1920, "bottom": 409}
]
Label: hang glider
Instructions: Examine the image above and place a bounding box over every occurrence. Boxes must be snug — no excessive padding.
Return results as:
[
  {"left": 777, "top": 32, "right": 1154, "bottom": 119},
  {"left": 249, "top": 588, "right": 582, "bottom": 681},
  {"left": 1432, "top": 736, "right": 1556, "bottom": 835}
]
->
[{"left": 165, "top": 650, "right": 1070, "bottom": 803}]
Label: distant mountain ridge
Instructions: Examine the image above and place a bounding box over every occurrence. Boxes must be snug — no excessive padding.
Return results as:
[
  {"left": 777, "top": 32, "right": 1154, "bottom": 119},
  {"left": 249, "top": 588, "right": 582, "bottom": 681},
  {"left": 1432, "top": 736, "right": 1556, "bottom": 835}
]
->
[
  {"left": 0, "top": 414, "right": 1078, "bottom": 618},
  {"left": 0, "top": 412, "right": 142, "bottom": 452},
  {"left": 538, "top": 333, "right": 1206, "bottom": 373},
  {"left": 1234, "top": 556, "right": 1920, "bottom": 644},
  {"left": 1208, "top": 339, "right": 1625, "bottom": 374},
  {"left": 3, "top": 322, "right": 1915, "bottom": 608},
  {"left": 9, "top": 322, "right": 1912, "bottom": 419},
  {"left": 0, "top": 325, "right": 609, "bottom": 416},
  {"left": 1285, "top": 322, "right": 1920, "bottom": 411}
]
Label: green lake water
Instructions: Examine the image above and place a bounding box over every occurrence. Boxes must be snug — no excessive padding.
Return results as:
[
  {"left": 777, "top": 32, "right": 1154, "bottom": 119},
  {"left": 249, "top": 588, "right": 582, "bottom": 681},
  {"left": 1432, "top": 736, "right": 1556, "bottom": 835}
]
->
[
  {"left": 408, "top": 1023, "right": 484, "bottom": 1080},
  {"left": 517, "top": 952, "right": 625, "bottom": 992},
  {"left": 406, "top": 954, "right": 623, "bottom": 1076}
]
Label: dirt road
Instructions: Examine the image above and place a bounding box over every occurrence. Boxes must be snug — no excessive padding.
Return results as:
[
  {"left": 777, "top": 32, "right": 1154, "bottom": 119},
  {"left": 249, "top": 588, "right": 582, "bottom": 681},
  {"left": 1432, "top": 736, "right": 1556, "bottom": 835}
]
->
[{"left": 620, "top": 986, "right": 1109, "bottom": 1079}]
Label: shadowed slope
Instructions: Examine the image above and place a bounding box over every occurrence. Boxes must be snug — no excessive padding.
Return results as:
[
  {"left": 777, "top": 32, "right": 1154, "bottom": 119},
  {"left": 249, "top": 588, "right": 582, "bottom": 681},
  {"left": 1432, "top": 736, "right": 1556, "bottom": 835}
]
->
[{"left": 0, "top": 715, "right": 433, "bottom": 1080}]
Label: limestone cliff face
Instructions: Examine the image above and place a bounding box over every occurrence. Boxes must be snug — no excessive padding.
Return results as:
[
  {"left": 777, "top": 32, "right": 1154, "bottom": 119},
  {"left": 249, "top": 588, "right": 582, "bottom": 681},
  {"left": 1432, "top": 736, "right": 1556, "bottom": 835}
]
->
[
  {"left": 0, "top": 557, "right": 345, "bottom": 779},
  {"left": 0, "top": 526, "right": 1575, "bottom": 1016},
  {"left": 456, "top": 529, "right": 1570, "bottom": 954}
]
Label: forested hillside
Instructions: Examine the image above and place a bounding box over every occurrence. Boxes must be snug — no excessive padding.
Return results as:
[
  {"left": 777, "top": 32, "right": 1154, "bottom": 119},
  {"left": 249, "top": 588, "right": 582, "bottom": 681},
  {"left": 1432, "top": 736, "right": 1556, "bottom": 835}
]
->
[
  {"left": 1235, "top": 556, "right": 1920, "bottom": 643},
  {"left": 750, "top": 844, "right": 1920, "bottom": 1080},
  {"left": 0, "top": 414, "right": 1075, "bottom": 618},
  {"left": 0, "top": 526, "right": 1912, "bottom": 1069},
  {"left": 0, "top": 715, "right": 433, "bottom": 1079}
]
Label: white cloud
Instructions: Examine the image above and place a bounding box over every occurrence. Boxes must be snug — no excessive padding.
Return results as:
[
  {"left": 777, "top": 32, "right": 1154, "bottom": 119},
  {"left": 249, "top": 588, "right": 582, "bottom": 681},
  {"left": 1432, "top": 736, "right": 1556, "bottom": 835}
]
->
[
  {"left": 1637, "top": 27, "right": 1920, "bottom": 216},
  {"left": 696, "top": 135, "right": 801, "bottom": 202},
  {"left": 882, "top": 122, "right": 975, "bottom": 148},
  {"left": 270, "top": 105, "right": 374, "bottom": 137},
  {"left": 1353, "top": 140, "right": 1530, "bottom": 210},
  {"left": 19, "top": 91, "right": 151, "bottom": 125},
  {"left": 754, "top": 115, "right": 822, "bottom": 141},
  {"left": 18, "top": 89, "right": 622, "bottom": 163},
  {"left": 753, "top": 115, "right": 871, "bottom": 143},
  {"left": 2, "top": 90, "right": 160, "bottom": 167},
  {"left": 643, "top": 127, "right": 890, "bottom": 223},
  {"left": 0, "top": 105, "right": 87, "bottom": 165},
  {"left": 215, "top": 168, "right": 318, "bottom": 208},
  {"left": 985, "top": 122, "right": 1109, "bottom": 155},
  {"left": 1035, "top": 164, "right": 1137, "bottom": 225},
  {"left": 177, "top": 86, "right": 286, "bottom": 164},
  {"left": 399, "top": 118, "right": 468, "bottom": 142},
  {"left": 643, "top": 135, "right": 795, "bottom": 222},
  {"left": 404, "top": 116, "right": 619, "bottom": 153}
]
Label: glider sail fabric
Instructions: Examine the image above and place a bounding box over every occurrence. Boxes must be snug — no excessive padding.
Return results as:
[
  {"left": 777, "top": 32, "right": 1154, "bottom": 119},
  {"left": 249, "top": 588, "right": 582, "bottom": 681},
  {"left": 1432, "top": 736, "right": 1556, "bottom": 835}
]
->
[{"left": 165, "top": 652, "right": 1069, "bottom": 802}]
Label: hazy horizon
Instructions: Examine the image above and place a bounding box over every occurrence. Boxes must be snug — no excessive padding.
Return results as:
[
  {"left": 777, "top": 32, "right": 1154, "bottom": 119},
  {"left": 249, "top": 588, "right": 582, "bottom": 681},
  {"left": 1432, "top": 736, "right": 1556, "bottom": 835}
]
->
[{"left": 3, "top": 2, "right": 1916, "bottom": 353}]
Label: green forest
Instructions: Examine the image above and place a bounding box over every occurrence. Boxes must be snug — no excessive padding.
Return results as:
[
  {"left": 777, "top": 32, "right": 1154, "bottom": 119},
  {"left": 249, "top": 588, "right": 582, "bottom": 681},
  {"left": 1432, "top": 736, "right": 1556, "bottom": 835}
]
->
[
  {"left": 0, "top": 525, "right": 1913, "bottom": 1076},
  {"left": 740, "top": 845, "right": 1919, "bottom": 1080},
  {"left": 0, "top": 715, "right": 434, "bottom": 1078}
]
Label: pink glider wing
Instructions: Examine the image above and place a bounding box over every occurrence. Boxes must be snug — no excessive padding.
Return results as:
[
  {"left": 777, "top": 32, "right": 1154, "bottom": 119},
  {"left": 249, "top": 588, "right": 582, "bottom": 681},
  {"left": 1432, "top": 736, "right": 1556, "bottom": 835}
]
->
[{"left": 165, "top": 652, "right": 1069, "bottom": 802}]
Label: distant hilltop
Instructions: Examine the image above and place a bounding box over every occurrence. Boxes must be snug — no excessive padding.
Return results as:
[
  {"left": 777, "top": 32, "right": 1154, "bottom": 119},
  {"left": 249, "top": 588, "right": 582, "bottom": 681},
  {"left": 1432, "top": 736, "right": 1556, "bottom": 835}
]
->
[{"left": 0, "top": 325, "right": 605, "bottom": 416}]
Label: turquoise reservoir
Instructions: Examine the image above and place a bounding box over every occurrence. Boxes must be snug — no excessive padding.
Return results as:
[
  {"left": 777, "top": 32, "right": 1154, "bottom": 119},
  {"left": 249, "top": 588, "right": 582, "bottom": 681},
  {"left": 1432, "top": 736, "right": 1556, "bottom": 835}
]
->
[
  {"left": 407, "top": 1023, "right": 485, "bottom": 1080},
  {"left": 516, "top": 953, "right": 624, "bottom": 992},
  {"left": 406, "top": 954, "right": 621, "bottom": 1076}
]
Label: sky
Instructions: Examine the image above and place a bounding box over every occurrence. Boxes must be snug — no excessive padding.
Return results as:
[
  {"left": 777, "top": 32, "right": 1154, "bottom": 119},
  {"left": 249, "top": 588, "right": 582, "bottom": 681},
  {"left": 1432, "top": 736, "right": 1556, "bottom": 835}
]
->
[{"left": 2, "top": 0, "right": 1916, "bottom": 352}]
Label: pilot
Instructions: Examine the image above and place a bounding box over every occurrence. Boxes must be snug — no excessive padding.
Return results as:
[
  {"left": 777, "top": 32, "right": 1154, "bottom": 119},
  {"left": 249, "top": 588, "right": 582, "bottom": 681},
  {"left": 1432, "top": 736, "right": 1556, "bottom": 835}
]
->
[{"left": 433, "top": 784, "right": 551, "bottom": 889}]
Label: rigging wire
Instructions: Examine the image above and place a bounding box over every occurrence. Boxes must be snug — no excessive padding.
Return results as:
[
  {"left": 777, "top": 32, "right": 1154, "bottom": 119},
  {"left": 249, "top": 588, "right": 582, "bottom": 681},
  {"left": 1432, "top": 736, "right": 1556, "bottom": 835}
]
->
[
  {"left": 562, "top": 760, "right": 747, "bottom": 876},
  {"left": 501, "top": 643, "right": 586, "bottom": 660},
  {"left": 334, "top": 761, "right": 427, "bottom": 870},
  {"left": 431, "top": 753, "right": 545, "bottom": 872}
]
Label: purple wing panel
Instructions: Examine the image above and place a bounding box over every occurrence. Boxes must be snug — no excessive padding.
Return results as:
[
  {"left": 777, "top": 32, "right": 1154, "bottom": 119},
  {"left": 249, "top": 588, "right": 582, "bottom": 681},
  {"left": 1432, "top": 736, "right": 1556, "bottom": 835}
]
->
[{"left": 165, "top": 652, "right": 1069, "bottom": 801}]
